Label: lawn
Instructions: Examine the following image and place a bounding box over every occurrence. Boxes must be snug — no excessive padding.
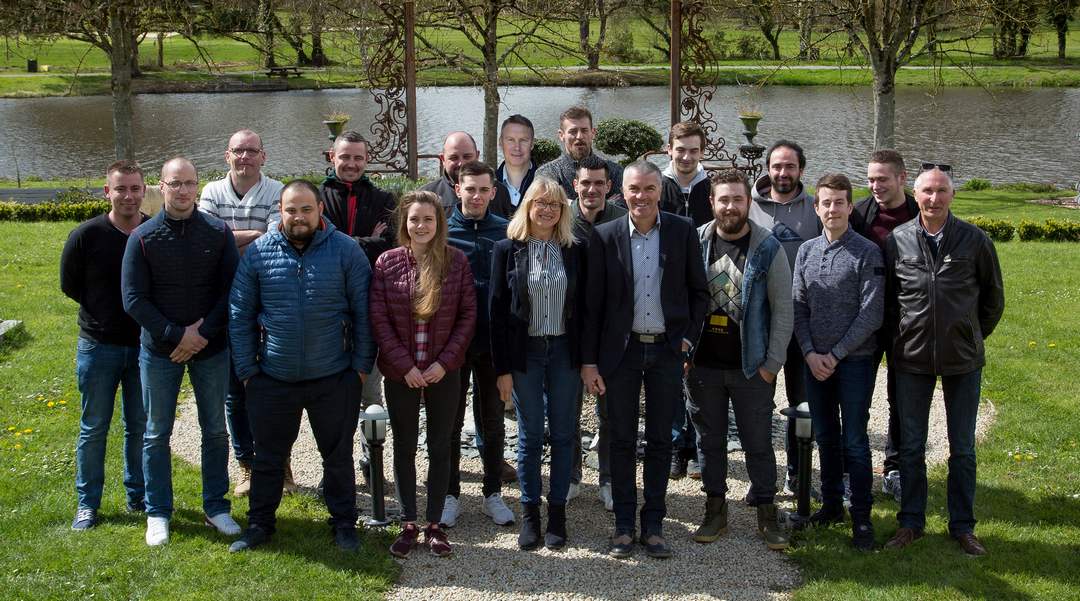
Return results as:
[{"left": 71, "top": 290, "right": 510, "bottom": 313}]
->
[
  {"left": 0, "top": 187, "right": 1077, "bottom": 599},
  {"left": 0, "top": 222, "right": 399, "bottom": 601}
]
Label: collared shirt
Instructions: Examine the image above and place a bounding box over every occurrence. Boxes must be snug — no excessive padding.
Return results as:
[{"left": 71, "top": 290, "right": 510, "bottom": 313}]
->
[
  {"left": 628, "top": 213, "right": 665, "bottom": 334},
  {"left": 526, "top": 237, "right": 568, "bottom": 336},
  {"left": 198, "top": 173, "right": 284, "bottom": 232},
  {"left": 919, "top": 218, "right": 946, "bottom": 257},
  {"left": 536, "top": 152, "right": 624, "bottom": 201},
  {"left": 501, "top": 161, "right": 533, "bottom": 208}
]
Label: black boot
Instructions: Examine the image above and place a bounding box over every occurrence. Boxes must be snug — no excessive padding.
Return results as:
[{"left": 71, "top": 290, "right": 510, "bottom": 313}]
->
[
  {"left": 545, "top": 503, "right": 567, "bottom": 550},
  {"left": 518, "top": 503, "right": 541, "bottom": 550}
]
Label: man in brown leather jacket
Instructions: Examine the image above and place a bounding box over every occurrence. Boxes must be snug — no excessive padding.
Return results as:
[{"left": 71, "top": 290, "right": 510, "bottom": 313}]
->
[{"left": 882, "top": 167, "right": 1004, "bottom": 557}]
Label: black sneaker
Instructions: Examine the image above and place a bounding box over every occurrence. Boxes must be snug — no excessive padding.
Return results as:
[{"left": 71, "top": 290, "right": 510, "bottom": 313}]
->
[
  {"left": 808, "top": 504, "right": 846, "bottom": 527},
  {"left": 71, "top": 507, "right": 97, "bottom": 531},
  {"left": 334, "top": 526, "right": 360, "bottom": 551},
  {"left": 126, "top": 498, "right": 146, "bottom": 513},
  {"left": 669, "top": 454, "right": 687, "bottom": 479},
  {"left": 229, "top": 526, "right": 271, "bottom": 553},
  {"left": 852, "top": 521, "right": 875, "bottom": 552}
]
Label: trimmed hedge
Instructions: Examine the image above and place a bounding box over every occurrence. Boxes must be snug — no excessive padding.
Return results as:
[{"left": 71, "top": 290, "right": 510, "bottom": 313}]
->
[
  {"left": 0, "top": 200, "right": 109, "bottom": 221},
  {"left": 595, "top": 118, "right": 664, "bottom": 165},
  {"left": 968, "top": 217, "right": 1015, "bottom": 242},
  {"left": 1016, "top": 218, "right": 1080, "bottom": 242},
  {"left": 531, "top": 138, "right": 562, "bottom": 167}
]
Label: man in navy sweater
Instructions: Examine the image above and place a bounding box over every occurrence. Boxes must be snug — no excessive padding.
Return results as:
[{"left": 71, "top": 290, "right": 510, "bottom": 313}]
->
[
  {"left": 122, "top": 157, "right": 240, "bottom": 546},
  {"left": 61, "top": 160, "right": 150, "bottom": 531}
]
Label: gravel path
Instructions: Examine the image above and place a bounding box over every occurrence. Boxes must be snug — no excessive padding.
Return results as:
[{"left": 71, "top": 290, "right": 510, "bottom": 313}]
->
[{"left": 173, "top": 369, "right": 994, "bottom": 601}]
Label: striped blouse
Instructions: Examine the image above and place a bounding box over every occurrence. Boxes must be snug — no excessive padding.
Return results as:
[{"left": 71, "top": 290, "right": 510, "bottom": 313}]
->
[{"left": 526, "top": 237, "right": 568, "bottom": 337}]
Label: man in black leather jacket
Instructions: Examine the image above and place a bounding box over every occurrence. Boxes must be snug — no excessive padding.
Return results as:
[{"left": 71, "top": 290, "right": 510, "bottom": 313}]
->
[{"left": 882, "top": 167, "right": 1004, "bottom": 557}]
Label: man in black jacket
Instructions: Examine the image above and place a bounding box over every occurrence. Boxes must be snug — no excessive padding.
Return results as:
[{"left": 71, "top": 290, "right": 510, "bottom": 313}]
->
[
  {"left": 62, "top": 160, "right": 150, "bottom": 531},
  {"left": 883, "top": 167, "right": 1004, "bottom": 557},
  {"left": 581, "top": 161, "right": 709, "bottom": 559},
  {"left": 850, "top": 149, "right": 919, "bottom": 502},
  {"left": 421, "top": 131, "right": 514, "bottom": 217},
  {"left": 321, "top": 131, "right": 395, "bottom": 456}
]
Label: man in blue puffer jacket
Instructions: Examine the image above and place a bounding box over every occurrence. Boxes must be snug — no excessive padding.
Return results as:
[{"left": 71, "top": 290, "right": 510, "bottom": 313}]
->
[{"left": 227, "top": 180, "right": 376, "bottom": 553}]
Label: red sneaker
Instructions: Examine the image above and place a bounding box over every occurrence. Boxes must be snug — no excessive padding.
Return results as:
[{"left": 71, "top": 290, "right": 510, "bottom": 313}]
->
[
  {"left": 390, "top": 523, "right": 420, "bottom": 558},
  {"left": 424, "top": 523, "right": 453, "bottom": 557}
]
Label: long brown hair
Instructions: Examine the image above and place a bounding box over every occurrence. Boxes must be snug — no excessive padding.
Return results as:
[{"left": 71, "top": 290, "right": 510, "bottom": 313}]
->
[{"left": 394, "top": 190, "right": 450, "bottom": 320}]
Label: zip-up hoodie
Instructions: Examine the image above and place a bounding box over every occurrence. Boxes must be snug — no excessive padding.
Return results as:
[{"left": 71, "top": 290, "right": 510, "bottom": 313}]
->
[
  {"left": 660, "top": 164, "right": 712, "bottom": 227},
  {"left": 749, "top": 175, "right": 820, "bottom": 273},
  {"left": 446, "top": 204, "right": 509, "bottom": 354}
]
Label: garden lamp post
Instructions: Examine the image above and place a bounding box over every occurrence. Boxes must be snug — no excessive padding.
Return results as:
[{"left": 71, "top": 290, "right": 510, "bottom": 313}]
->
[
  {"left": 360, "top": 404, "right": 391, "bottom": 527},
  {"left": 780, "top": 401, "right": 814, "bottom": 528}
]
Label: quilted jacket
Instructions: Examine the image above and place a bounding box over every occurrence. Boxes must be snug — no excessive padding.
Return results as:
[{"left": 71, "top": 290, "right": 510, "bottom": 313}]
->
[
  {"left": 228, "top": 220, "right": 376, "bottom": 383},
  {"left": 369, "top": 245, "right": 477, "bottom": 381}
]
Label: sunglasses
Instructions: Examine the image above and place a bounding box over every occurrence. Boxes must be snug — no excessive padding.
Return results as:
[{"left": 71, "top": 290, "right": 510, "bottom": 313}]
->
[{"left": 920, "top": 162, "right": 952, "bottom": 173}]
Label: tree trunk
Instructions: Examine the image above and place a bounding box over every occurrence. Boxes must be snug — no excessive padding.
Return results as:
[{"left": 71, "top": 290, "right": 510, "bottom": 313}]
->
[
  {"left": 579, "top": 3, "right": 599, "bottom": 69},
  {"left": 129, "top": 30, "right": 141, "bottom": 77},
  {"left": 481, "top": 11, "right": 500, "bottom": 166},
  {"left": 766, "top": 29, "right": 780, "bottom": 60},
  {"left": 594, "top": 0, "right": 611, "bottom": 70},
  {"left": 1056, "top": 16, "right": 1068, "bottom": 60},
  {"left": 311, "top": 9, "right": 328, "bottom": 67},
  {"left": 871, "top": 59, "right": 896, "bottom": 150},
  {"left": 260, "top": 0, "right": 276, "bottom": 68},
  {"left": 108, "top": 2, "right": 136, "bottom": 160},
  {"left": 797, "top": 1, "right": 813, "bottom": 59},
  {"left": 156, "top": 32, "right": 164, "bottom": 68}
]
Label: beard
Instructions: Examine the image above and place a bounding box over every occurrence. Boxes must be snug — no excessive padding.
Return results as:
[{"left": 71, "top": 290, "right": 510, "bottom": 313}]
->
[
  {"left": 567, "top": 144, "right": 590, "bottom": 161},
  {"left": 284, "top": 223, "right": 316, "bottom": 244},
  {"left": 772, "top": 177, "right": 796, "bottom": 195},
  {"left": 717, "top": 212, "right": 747, "bottom": 235}
]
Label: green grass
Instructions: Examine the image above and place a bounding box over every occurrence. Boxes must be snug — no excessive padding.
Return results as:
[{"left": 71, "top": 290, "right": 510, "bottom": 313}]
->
[
  {"left": 0, "top": 222, "right": 399, "bottom": 600},
  {"left": 789, "top": 239, "right": 1080, "bottom": 600}
]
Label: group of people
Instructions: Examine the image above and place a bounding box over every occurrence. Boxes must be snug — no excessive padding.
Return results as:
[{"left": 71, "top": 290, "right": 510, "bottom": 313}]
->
[{"left": 61, "top": 105, "right": 1004, "bottom": 561}]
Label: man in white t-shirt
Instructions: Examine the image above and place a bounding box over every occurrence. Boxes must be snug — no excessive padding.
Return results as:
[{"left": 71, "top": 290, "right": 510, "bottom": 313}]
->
[{"left": 199, "top": 129, "right": 288, "bottom": 497}]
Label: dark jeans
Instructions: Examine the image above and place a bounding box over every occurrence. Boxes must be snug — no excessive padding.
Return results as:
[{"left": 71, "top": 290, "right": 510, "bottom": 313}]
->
[
  {"left": 895, "top": 369, "right": 982, "bottom": 535},
  {"left": 606, "top": 338, "right": 682, "bottom": 538},
  {"left": 450, "top": 349, "right": 505, "bottom": 498},
  {"left": 871, "top": 347, "right": 901, "bottom": 473},
  {"left": 513, "top": 336, "right": 580, "bottom": 505},
  {"left": 783, "top": 337, "right": 808, "bottom": 477},
  {"left": 671, "top": 387, "right": 698, "bottom": 459},
  {"left": 805, "top": 356, "right": 875, "bottom": 517},
  {"left": 386, "top": 370, "right": 461, "bottom": 523},
  {"left": 687, "top": 366, "right": 778, "bottom": 503},
  {"left": 572, "top": 391, "right": 611, "bottom": 486},
  {"left": 246, "top": 369, "right": 361, "bottom": 533},
  {"left": 225, "top": 370, "right": 255, "bottom": 466}
]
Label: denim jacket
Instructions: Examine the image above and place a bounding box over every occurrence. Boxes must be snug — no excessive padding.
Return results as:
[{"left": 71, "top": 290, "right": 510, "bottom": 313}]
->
[{"left": 697, "top": 220, "right": 793, "bottom": 379}]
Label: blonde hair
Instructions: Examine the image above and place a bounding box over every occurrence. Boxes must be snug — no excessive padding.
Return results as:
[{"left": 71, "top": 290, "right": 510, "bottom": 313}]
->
[
  {"left": 394, "top": 190, "right": 450, "bottom": 320},
  {"left": 506, "top": 177, "right": 576, "bottom": 247}
]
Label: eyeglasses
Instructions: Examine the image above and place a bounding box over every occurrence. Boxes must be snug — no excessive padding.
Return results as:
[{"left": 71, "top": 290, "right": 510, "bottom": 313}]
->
[
  {"left": 162, "top": 180, "right": 200, "bottom": 190},
  {"left": 229, "top": 147, "right": 263, "bottom": 156},
  {"left": 533, "top": 201, "right": 563, "bottom": 211},
  {"left": 920, "top": 162, "right": 952, "bottom": 173}
]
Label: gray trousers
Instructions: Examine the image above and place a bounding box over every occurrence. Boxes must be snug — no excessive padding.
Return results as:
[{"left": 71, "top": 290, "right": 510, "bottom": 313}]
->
[{"left": 686, "top": 365, "right": 778, "bottom": 504}]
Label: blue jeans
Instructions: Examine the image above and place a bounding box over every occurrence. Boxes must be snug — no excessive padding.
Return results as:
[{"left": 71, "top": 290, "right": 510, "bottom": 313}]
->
[
  {"left": 225, "top": 370, "right": 254, "bottom": 465},
  {"left": 605, "top": 338, "right": 682, "bottom": 538},
  {"left": 895, "top": 369, "right": 982, "bottom": 535},
  {"left": 805, "top": 356, "right": 875, "bottom": 517},
  {"left": 512, "top": 336, "right": 580, "bottom": 506},
  {"left": 140, "top": 347, "right": 231, "bottom": 519},
  {"left": 75, "top": 338, "right": 145, "bottom": 510}
]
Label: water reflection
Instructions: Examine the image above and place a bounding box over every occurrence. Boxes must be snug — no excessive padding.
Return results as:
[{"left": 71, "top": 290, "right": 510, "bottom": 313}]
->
[{"left": 1, "top": 85, "right": 1076, "bottom": 184}]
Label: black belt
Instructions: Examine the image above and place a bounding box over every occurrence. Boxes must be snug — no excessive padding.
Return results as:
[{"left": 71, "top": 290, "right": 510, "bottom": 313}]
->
[{"left": 631, "top": 332, "right": 667, "bottom": 344}]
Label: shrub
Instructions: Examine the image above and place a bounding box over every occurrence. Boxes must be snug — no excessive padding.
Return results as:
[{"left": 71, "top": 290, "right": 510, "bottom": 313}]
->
[
  {"left": 0, "top": 200, "right": 109, "bottom": 222},
  {"left": 531, "top": 138, "right": 562, "bottom": 167},
  {"left": 603, "top": 25, "right": 648, "bottom": 64},
  {"left": 594, "top": 119, "right": 664, "bottom": 166},
  {"left": 961, "top": 178, "right": 992, "bottom": 191},
  {"left": 1042, "top": 218, "right": 1080, "bottom": 242},
  {"left": 731, "top": 35, "right": 773, "bottom": 60},
  {"left": 1017, "top": 219, "right": 1045, "bottom": 241},
  {"left": 968, "top": 217, "right": 1015, "bottom": 242},
  {"left": 53, "top": 187, "right": 101, "bottom": 205},
  {"left": 997, "top": 182, "right": 1060, "bottom": 194}
]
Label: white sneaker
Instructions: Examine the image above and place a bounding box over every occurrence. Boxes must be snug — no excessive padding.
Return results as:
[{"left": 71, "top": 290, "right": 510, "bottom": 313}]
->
[
  {"left": 204, "top": 512, "right": 242, "bottom": 536},
  {"left": 566, "top": 481, "right": 581, "bottom": 502},
  {"left": 145, "top": 516, "right": 170, "bottom": 546},
  {"left": 439, "top": 495, "right": 462, "bottom": 528},
  {"left": 481, "top": 493, "right": 515, "bottom": 526},
  {"left": 598, "top": 483, "right": 614, "bottom": 512}
]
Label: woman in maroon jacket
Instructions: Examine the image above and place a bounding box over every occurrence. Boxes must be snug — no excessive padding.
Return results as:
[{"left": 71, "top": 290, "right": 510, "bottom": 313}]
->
[{"left": 370, "top": 190, "right": 477, "bottom": 558}]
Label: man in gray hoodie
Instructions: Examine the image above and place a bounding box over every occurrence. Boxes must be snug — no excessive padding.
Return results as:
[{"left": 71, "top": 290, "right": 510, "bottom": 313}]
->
[{"left": 749, "top": 140, "right": 820, "bottom": 496}]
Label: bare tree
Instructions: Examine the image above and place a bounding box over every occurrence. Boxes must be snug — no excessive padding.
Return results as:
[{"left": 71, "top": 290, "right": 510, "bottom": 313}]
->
[
  {"left": 575, "top": 0, "right": 631, "bottom": 70},
  {"left": 1049, "top": 0, "right": 1079, "bottom": 60},
  {"left": 415, "top": 0, "right": 558, "bottom": 165},
  {"left": 742, "top": 0, "right": 785, "bottom": 60},
  {"left": 818, "top": 0, "right": 987, "bottom": 149},
  {"left": 634, "top": 0, "right": 671, "bottom": 60}
]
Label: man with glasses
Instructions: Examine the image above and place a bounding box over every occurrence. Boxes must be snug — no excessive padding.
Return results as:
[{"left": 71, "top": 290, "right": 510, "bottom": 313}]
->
[
  {"left": 122, "top": 157, "right": 240, "bottom": 546},
  {"left": 883, "top": 166, "right": 1004, "bottom": 556},
  {"left": 199, "top": 129, "right": 287, "bottom": 498}
]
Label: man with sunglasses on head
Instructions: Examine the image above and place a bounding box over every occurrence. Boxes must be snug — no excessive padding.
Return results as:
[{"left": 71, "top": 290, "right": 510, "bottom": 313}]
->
[
  {"left": 122, "top": 157, "right": 240, "bottom": 546},
  {"left": 199, "top": 129, "right": 287, "bottom": 498},
  {"left": 882, "top": 165, "right": 1004, "bottom": 556}
]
